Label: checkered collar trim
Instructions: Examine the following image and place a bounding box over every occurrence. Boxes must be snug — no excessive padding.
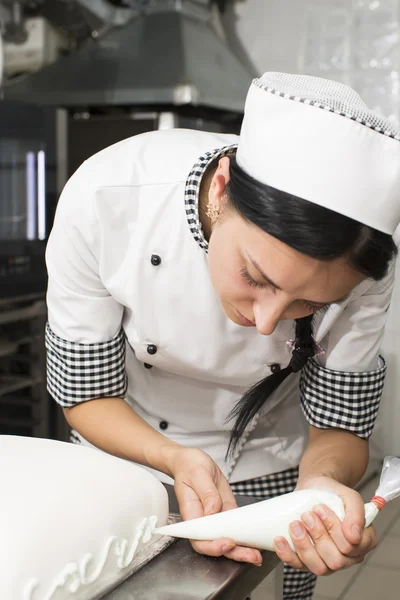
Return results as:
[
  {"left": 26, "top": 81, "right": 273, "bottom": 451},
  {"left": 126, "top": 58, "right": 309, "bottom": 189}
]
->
[{"left": 184, "top": 144, "right": 237, "bottom": 252}]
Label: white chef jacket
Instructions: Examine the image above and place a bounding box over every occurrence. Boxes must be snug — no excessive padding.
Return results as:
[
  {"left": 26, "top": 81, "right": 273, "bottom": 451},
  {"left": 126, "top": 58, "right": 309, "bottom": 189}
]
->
[{"left": 45, "top": 129, "right": 392, "bottom": 485}]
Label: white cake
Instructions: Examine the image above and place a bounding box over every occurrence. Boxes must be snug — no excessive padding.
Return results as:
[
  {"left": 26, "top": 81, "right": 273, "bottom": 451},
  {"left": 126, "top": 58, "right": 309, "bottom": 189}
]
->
[{"left": 0, "top": 435, "right": 169, "bottom": 599}]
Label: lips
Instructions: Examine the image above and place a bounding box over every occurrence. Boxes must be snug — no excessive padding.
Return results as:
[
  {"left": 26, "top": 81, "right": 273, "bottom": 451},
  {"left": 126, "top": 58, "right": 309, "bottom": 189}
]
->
[{"left": 236, "top": 309, "right": 255, "bottom": 327}]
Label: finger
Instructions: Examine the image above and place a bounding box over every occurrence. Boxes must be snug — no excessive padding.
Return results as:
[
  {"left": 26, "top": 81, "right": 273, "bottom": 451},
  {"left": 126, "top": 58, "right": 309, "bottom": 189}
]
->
[
  {"left": 313, "top": 504, "right": 367, "bottom": 558},
  {"left": 344, "top": 525, "right": 378, "bottom": 558},
  {"left": 216, "top": 474, "right": 239, "bottom": 513},
  {"left": 190, "top": 538, "right": 262, "bottom": 564},
  {"left": 363, "top": 526, "right": 379, "bottom": 554},
  {"left": 176, "top": 474, "right": 222, "bottom": 521},
  {"left": 340, "top": 493, "right": 366, "bottom": 546},
  {"left": 301, "top": 511, "right": 362, "bottom": 571},
  {"left": 224, "top": 545, "right": 263, "bottom": 565},
  {"left": 288, "top": 520, "right": 333, "bottom": 576},
  {"left": 174, "top": 481, "right": 207, "bottom": 521},
  {"left": 273, "top": 536, "right": 309, "bottom": 572},
  {"left": 189, "top": 469, "right": 224, "bottom": 516},
  {"left": 190, "top": 537, "right": 236, "bottom": 558}
]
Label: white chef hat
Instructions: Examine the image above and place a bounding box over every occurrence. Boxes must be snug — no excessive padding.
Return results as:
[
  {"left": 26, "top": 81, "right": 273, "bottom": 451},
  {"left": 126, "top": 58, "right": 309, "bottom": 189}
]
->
[{"left": 236, "top": 72, "right": 400, "bottom": 235}]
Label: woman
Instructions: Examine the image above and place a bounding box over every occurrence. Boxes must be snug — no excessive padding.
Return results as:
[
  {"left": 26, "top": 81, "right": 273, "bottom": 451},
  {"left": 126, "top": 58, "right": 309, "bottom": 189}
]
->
[{"left": 45, "top": 72, "right": 400, "bottom": 599}]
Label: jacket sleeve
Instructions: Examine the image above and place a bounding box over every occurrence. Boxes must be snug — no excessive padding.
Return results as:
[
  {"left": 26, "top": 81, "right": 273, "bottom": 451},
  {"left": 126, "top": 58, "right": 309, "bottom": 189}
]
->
[
  {"left": 300, "top": 264, "right": 395, "bottom": 438},
  {"left": 45, "top": 162, "right": 127, "bottom": 407}
]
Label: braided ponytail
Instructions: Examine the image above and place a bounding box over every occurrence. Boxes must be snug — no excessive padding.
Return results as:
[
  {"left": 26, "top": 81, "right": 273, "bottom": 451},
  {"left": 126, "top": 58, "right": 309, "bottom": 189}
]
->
[{"left": 226, "top": 315, "right": 316, "bottom": 458}]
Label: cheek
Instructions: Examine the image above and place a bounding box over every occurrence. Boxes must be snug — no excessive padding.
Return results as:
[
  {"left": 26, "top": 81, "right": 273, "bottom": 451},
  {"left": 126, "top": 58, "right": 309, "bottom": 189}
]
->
[
  {"left": 208, "top": 231, "right": 233, "bottom": 285},
  {"left": 208, "top": 255, "right": 243, "bottom": 297},
  {"left": 208, "top": 246, "right": 249, "bottom": 300}
]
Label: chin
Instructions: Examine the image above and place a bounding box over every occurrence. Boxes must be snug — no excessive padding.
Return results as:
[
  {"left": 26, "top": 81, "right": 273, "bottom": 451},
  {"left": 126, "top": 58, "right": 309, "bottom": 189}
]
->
[
  {"left": 229, "top": 314, "right": 244, "bottom": 326},
  {"left": 221, "top": 302, "right": 239, "bottom": 325}
]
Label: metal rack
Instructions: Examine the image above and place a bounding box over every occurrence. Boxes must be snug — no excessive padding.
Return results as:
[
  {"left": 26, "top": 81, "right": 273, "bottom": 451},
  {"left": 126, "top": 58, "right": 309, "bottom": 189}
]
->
[{"left": 0, "top": 293, "right": 51, "bottom": 438}]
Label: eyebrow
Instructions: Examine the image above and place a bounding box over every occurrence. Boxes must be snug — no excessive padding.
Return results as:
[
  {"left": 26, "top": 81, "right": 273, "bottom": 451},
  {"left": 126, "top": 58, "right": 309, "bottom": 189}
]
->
[{"left": 249, "top": 258, "right": 349, "bottom": 305}]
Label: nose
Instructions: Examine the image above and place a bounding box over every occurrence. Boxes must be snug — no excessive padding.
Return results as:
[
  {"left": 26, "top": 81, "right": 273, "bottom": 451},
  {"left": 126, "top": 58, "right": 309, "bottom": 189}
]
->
[{"left": 253, "top": 299, "right": 286, "bottom": 335}]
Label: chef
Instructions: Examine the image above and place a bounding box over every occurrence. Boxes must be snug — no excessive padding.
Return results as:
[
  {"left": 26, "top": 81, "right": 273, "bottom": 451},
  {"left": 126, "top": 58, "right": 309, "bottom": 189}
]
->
[{"left": 45, "top": 72, "right": 400, "bottom": 600}]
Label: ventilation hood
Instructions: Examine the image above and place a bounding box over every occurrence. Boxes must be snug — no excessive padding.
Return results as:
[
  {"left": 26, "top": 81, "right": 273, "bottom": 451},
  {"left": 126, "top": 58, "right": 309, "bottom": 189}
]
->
[{"left": 5, "top": 0, "right": 254, "bottom": 112}]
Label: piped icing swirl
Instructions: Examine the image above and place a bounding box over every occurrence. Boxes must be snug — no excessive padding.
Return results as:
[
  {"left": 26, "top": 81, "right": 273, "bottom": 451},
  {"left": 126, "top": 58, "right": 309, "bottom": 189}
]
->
[{"left": 24, "top": 516, "right": 157, "bottom": 600}]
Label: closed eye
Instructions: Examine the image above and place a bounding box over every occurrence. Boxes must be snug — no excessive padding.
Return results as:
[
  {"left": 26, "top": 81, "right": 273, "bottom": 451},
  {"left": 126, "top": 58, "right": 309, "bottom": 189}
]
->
[
  {"left": 303, "top": 302, "right": 330, "bottom": 314},
  {"left": 241, "top": 267, "right": 330, "bottom": 314},
  {"left": 240, "top": 267, "right": 267, "bottom": 289}
]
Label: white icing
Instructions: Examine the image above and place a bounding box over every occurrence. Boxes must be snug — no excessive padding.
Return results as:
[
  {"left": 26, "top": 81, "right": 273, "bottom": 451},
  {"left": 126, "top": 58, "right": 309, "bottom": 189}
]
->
[
  {"left": 364, "top": 502, "right": 380, "bottom": 528},
  {"left": 24, "top": 517, "right": 158, "bottom": 600},
  {"left": 0, "top": 436, "right": 169, "bottom": 600}
]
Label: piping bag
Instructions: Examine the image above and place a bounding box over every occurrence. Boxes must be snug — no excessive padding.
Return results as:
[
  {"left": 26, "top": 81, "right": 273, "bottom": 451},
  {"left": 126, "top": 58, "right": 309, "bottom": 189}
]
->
[{"left": 154, "top": 456, "right": 400, "bottom": 552}]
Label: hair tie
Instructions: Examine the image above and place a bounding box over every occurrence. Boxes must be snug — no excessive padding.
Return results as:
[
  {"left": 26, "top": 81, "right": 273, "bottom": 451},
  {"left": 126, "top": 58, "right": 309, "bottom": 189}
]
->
[
  {"left": 286, "top": 338, "right": 325, "bottom": 357},
  {"left": 289, "top": 348, "right": 314, "bottom": 373}
]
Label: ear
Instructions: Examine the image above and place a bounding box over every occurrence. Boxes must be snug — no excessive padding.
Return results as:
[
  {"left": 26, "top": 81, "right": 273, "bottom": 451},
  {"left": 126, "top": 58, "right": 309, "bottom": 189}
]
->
[{"left": 207, "top": 157, "right": 231, "bottom": 212}]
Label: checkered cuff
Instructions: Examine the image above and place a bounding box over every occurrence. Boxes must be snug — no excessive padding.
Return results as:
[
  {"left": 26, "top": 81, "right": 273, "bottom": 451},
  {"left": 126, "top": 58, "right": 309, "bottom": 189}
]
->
[
  {"left": 45, "top": 323, "right": 127, "bottom": 408},
  {"left": 300, "top": 357, "right": 386, "bottom": 438}
]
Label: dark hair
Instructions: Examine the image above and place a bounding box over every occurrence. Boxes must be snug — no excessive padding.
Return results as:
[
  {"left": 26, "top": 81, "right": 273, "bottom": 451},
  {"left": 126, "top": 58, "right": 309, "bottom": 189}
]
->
[{"left": 225, "top": 156, "right": 398, "bottom": 458}]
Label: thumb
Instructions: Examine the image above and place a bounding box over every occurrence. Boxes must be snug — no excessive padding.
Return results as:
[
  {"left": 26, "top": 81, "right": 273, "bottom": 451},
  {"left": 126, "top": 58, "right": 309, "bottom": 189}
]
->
[
  {"left": 341, "top": 491, "right": 365, "bottom": 545},
  {"left": 176, "top": 471, "right": 223, "bottom": 522},
  {"left": 194, "top": 472, "right": 224, "bottom": 517}
]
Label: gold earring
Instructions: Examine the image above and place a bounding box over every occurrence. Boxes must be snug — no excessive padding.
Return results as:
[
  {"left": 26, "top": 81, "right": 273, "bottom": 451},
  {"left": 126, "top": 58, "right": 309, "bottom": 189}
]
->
[{"left": 206, "top": 203, "right": 220, "bottom": 225}]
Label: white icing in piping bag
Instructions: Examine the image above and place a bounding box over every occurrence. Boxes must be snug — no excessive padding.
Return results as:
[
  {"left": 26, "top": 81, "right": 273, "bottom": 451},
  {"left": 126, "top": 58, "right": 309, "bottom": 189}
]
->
[{"left": 155, "top": 456, "right": 400, "bottom": 552}]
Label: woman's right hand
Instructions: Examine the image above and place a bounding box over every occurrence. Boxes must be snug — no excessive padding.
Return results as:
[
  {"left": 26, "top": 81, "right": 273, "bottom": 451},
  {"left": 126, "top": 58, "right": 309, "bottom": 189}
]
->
[{"left": 168, "top": 446, "right": 262, "bottom": 565}]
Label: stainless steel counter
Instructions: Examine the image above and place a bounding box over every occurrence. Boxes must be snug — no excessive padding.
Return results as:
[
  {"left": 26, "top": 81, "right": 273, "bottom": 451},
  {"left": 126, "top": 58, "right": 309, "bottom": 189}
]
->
[{"left": 103, "top": 485, "right": 282, "bottom": 600}]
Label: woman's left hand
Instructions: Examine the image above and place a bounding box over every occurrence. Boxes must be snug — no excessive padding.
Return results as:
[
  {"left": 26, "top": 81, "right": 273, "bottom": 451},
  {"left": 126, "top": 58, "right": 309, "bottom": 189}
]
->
[{"left": 273, "top": 477, "right": 378, "bottom": 576}]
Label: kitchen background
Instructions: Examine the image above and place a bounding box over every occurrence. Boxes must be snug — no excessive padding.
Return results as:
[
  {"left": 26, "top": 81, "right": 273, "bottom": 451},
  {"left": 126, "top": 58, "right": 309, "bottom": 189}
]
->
[
  {"left": 0, "top": 0, "right": 399, "bottom": 468},
  {"left": 1, "top": 3, "right": 400, "bottom": 599}
]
